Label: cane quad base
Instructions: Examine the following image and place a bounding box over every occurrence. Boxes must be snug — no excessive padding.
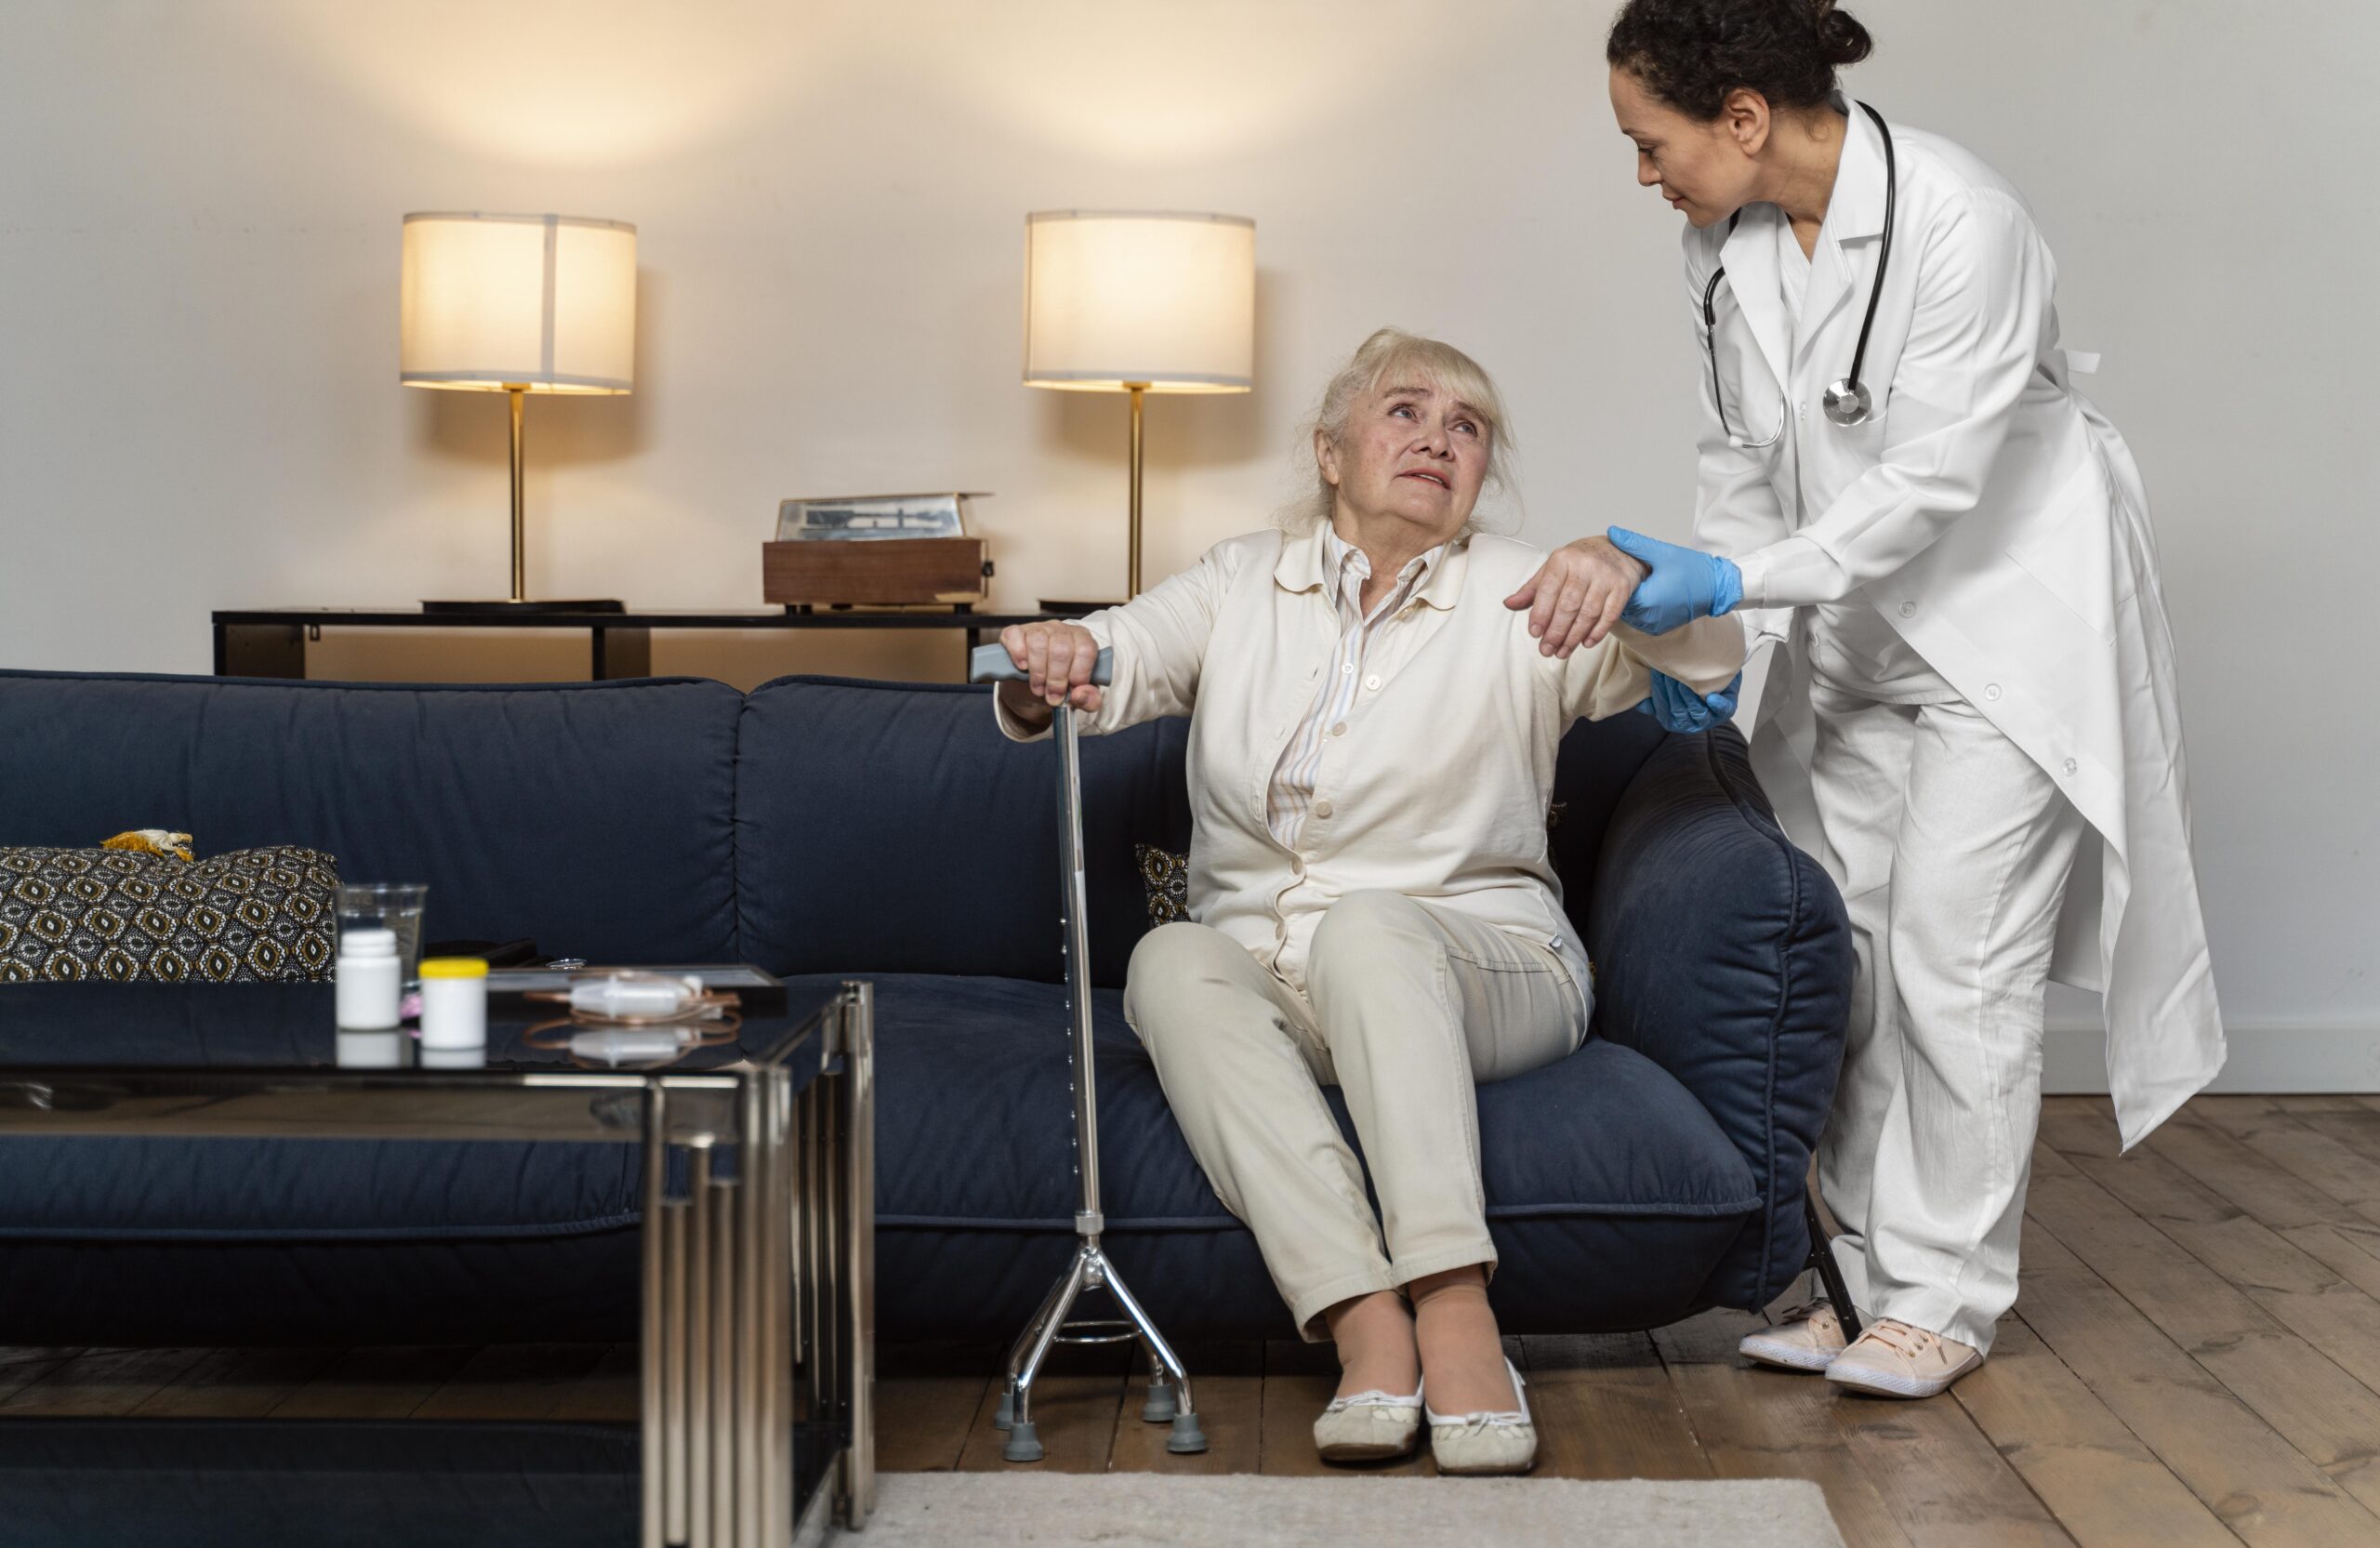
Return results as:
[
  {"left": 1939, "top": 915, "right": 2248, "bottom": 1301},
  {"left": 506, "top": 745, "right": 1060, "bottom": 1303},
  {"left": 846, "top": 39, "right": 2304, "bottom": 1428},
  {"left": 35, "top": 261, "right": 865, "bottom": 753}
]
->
[{"left": 990, "top": 1237, "right": 1207, "bottom": 1463}]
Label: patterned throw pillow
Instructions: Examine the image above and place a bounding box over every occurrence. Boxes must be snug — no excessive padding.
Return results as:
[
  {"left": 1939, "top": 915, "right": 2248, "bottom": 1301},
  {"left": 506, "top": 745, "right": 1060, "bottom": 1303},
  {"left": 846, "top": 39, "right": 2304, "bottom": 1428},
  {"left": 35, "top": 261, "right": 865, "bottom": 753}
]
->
[
  {"left": 1133, "top": 843, "right": 1190, "bottom": 926},
  {"left": 0, "top": 845, "right": 338, "bottom": 985}
]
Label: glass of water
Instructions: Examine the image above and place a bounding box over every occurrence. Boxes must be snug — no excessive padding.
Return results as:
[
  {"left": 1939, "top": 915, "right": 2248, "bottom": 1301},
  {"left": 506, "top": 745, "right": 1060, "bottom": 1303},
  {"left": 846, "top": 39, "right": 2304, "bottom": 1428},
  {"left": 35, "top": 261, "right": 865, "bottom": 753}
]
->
[{"left": 337, "top": 882, "right": 429, "bottom": 988}]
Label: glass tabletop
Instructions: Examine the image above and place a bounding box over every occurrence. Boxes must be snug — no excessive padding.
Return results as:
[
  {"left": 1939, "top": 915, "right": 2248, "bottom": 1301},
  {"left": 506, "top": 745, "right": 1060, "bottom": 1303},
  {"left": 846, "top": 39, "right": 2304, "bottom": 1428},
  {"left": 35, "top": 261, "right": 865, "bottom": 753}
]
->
[
  {"left": 0, "top": 982, "right": 851, "bottom": 1143},
  {"left": 0, "top": 982, "right": 835, "bottom": 1077}
]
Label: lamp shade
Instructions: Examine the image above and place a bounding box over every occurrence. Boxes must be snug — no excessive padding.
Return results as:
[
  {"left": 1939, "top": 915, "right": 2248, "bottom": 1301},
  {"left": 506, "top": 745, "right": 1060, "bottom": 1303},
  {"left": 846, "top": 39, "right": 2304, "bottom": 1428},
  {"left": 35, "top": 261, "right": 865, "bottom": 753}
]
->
[
  {"left": 400, "top": 212, "right": 636, "bottom": 393},
  {"left": 1024, "top": 211, "right": 1253, "bottom": 393}
]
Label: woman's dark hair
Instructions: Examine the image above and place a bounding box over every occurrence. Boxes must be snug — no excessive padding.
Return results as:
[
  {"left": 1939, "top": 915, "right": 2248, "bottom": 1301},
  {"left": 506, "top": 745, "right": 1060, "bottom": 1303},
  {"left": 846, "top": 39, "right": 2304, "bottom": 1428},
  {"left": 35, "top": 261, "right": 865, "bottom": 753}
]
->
[{"left": 1607, "top": 0, "right": 1873, "bottom": 121}]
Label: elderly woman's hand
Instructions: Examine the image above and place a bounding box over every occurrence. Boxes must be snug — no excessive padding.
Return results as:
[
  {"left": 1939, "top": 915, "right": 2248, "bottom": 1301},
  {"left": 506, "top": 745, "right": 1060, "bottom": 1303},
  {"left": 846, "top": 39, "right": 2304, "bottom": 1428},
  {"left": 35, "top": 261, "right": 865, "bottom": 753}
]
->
[
  {"left": 998, "top": 621, "right": 1105, "bottom": 723},
  {"left": 1501, "top": 536, "right": 1650, "bottom": 657}
]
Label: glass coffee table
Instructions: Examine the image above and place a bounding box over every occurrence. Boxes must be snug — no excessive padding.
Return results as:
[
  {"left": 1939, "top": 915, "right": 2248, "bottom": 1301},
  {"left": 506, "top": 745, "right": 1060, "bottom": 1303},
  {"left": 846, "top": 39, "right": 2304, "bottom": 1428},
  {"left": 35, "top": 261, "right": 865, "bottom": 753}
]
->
[{"left": 0, "top": 977, "right": 876, "bottom": 1548}]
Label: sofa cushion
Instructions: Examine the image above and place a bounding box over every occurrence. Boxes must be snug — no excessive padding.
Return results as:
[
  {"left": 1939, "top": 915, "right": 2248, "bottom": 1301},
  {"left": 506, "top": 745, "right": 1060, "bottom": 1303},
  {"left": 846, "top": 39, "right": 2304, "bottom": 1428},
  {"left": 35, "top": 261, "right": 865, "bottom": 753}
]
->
[
  {"left": 0, "top": 670, "right": 745, "bottom": 965},
  {"left": 799, "top": 971, "right": 1760, "bottom": 1341},
  {"left": 736, "top": 678, "right": 1191, "bottom": 986}
]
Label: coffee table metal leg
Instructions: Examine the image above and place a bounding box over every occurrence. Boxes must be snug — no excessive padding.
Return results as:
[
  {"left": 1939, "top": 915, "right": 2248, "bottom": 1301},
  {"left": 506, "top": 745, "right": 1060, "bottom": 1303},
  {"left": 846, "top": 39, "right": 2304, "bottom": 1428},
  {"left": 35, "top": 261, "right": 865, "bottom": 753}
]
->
[
  {"left": 642, "top": 1084, "right": 670, "bottom": 1548},
  {"left": 809, "top": 1079, "right": 834, "bottom": 1503},
  {"left": 735, "top": 1075, "right": 764, "bottom": 1548},
  {"left": 841, "top": 985, "right": 878, "bottom": 1528},
  {"left": 710, "top": 1155, "right": 739, "bottom": 1545},
  {"left": 686, "top": 1137, "right": 714, "bottom": 1548},
  {"left": 665, "top": 1166, "right": 691, "bottom": 1544},
  {"left": 760, "top": 1067, "right": 794, "bottom": 1545}
]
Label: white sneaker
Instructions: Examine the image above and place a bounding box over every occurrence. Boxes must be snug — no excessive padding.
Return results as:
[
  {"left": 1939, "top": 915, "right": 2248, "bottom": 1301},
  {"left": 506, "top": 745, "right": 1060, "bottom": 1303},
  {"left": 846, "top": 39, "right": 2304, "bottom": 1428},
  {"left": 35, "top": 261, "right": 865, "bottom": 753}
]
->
[
  {"left": 1825, "top": 1318, "right": 1983, "bottom": 1398},
  {"left": 1314, "top": 1386, "right": 1421, "bottom": 1462},
  {"left": 1739, "top": 1300, "right": 1849, "bottom": 1372},
  {"left": 1423, "top": 1357, "right": 1536, "bottom": 1475}
]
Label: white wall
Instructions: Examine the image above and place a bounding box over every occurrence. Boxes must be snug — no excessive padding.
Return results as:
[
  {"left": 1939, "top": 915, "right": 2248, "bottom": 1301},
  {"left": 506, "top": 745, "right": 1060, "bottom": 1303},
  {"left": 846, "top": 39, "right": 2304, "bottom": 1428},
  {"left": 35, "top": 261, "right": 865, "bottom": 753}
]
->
[{"left": 3, "top": 1, "right": 2373, "bottom": 1079}]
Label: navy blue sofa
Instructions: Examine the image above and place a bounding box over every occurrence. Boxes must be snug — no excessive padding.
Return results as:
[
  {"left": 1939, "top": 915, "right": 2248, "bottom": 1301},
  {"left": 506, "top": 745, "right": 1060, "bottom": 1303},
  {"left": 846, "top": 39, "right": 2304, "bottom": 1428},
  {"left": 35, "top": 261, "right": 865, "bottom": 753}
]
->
[{"left": 0, "top": 667, "right": 1849, "bottom": 1346}]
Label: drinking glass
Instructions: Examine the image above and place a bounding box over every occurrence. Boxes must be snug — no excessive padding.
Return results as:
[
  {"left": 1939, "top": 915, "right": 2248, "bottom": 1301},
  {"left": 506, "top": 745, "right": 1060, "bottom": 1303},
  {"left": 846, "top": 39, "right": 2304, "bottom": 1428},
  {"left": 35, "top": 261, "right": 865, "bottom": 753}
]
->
[{"left": 337, "top": 882, "right": 429, "bottom": 988}]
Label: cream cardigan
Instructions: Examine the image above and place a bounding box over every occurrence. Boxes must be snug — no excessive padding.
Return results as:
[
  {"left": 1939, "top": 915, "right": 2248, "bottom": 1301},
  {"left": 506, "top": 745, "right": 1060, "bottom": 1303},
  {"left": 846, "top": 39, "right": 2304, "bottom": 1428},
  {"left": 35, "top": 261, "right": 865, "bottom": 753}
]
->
[{"left": 997, "top": 524, "right": 1746, "bottom": 992}]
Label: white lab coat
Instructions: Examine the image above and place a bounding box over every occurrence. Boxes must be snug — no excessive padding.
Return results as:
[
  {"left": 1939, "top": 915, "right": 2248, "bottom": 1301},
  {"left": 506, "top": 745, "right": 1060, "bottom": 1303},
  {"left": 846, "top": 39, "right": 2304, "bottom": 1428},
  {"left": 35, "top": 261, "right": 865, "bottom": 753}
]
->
[{"left": 1687, "top": 98, "right": 2222, "bottom": 1149}]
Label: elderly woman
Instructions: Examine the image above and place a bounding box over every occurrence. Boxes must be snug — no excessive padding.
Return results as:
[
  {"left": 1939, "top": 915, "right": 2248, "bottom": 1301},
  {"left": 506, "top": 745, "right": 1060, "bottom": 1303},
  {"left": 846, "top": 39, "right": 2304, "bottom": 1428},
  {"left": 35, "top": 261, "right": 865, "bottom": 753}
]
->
[{"left": 995, "top": 329, "right": 1741, "bottom": 1473}]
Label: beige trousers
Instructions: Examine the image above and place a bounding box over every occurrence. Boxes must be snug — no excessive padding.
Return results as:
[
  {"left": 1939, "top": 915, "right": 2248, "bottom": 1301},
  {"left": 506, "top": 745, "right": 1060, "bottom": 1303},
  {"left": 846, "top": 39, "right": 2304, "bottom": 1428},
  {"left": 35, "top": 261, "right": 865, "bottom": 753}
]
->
[{"left": 1121, "top": 890, "right": 1589, "bottom": 1341}]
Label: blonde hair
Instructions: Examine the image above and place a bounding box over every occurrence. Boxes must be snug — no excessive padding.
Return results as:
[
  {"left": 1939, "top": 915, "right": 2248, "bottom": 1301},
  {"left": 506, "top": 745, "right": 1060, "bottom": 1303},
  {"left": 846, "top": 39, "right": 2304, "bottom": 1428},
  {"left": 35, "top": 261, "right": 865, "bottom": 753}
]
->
[{"left": 1282, "top": 327, "right": 1519, "bottom": 536}]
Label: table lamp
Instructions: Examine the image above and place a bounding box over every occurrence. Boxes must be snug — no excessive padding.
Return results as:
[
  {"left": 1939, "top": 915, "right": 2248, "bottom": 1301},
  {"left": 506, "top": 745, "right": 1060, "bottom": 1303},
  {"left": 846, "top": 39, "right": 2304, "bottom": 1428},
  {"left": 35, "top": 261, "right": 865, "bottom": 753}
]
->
[
  {"left": 1024, "top": 210, "right": 1254, "bottom": 602},
  {"left": 400, "top": 211, "right": 637, "bottom": 612}
]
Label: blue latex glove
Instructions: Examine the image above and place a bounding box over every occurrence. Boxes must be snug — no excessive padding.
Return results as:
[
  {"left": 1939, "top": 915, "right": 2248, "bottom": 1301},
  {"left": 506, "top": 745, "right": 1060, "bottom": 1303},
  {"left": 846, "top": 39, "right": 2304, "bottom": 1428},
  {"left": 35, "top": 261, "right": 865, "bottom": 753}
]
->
[
  {"left": 1608, "top": 527, "right": 1744, "bottom": 636},
  {"left": 1636, "top": 670, "right": 1743, "bottom": 734}
]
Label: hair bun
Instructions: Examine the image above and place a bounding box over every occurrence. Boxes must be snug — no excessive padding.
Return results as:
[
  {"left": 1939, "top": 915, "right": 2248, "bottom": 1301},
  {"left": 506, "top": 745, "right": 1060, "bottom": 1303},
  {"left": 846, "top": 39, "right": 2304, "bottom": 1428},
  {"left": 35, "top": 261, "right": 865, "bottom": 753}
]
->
[{"left": 1815, "top": 5, "right": 1873, "bottom": 67}]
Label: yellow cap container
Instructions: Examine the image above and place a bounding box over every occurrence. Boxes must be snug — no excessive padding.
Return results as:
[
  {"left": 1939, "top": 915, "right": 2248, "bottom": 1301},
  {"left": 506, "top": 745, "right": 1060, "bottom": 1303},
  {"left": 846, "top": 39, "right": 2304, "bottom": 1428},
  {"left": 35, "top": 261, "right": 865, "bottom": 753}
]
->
[{"left": 417, "top": 957, "right": 490, "bottom": 1050}]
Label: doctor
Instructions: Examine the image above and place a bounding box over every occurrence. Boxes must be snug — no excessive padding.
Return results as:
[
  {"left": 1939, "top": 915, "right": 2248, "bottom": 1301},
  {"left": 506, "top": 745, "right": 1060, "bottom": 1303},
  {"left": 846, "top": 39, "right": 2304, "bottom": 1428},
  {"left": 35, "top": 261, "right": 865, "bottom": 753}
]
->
[{"left": 1506, "top": 0, "right": 2224, "bottom": 1397}]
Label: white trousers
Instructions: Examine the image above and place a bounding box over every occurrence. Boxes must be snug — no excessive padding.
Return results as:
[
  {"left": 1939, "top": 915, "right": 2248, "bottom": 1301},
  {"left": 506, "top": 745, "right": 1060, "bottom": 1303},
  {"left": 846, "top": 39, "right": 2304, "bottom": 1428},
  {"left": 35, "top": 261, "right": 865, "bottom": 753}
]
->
[
  {"left": 1807, "top": 679, "right": 2086, "bottom": 1353},
  {"left": 1121, "top": 892, "right": 1588, "bottom": 1341}
]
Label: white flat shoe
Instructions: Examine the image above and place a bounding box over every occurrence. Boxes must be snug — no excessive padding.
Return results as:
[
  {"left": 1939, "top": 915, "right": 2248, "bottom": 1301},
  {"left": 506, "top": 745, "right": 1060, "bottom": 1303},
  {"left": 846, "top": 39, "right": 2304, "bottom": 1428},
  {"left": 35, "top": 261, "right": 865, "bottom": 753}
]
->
[
  {"left": 1739, "top": 1300, "right": 1849, "bottom": 1373},
  {"left": 1423, "top": 1356, "right": 1536, "bottom": 1475},
  {"left": 1314, "top": 1386, "right": 1423, "bottom": 1462}
]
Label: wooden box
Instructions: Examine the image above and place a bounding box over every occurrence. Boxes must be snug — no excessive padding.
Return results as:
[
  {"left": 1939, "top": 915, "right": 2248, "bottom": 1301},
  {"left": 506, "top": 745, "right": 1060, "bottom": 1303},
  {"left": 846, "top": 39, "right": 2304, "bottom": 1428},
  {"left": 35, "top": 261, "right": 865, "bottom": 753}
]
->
[{"left": 761, "top": 537, "right": 990, "bottom": 607}]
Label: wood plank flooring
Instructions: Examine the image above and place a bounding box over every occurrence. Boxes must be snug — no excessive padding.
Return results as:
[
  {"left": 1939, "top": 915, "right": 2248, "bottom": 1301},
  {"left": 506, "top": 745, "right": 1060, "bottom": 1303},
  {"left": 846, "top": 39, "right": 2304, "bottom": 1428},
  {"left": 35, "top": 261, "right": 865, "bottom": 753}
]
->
[{"left": 11, "top": 1095, "right": 2380, "bottom": 1546}]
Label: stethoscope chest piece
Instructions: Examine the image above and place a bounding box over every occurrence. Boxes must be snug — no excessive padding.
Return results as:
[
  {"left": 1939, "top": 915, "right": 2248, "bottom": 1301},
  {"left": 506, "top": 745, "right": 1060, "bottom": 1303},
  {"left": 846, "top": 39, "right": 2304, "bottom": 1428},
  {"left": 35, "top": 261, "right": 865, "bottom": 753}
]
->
[{"left": 1822, "top": 377, "right": 1874, "bottom": 427}]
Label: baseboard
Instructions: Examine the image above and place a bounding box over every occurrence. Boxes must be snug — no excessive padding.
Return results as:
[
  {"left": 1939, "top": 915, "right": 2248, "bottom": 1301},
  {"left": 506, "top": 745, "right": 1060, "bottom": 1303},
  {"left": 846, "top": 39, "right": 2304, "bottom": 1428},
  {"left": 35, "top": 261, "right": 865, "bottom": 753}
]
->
[{"left": 2043, "top": 1021, "right": 2380, "bottom": 1094}]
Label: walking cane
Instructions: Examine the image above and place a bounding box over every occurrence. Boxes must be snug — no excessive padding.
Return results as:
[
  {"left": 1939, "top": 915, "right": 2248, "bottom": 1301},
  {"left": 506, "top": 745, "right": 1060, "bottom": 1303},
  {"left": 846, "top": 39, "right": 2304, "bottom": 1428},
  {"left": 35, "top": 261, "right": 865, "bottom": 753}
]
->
[{"left": 970, "top": 642, "right": 1208, "bottom": 1462}]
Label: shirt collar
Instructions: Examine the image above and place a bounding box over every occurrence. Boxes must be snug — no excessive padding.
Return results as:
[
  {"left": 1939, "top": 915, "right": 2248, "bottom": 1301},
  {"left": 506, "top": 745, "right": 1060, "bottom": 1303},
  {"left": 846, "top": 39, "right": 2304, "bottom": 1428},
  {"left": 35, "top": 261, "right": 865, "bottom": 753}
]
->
[
  {"left": 1277, "top": 522, "right": 1466, "bottom": 610},
  {"left": 1825, "top": 93, "right": 1890, "bottom": 245}
]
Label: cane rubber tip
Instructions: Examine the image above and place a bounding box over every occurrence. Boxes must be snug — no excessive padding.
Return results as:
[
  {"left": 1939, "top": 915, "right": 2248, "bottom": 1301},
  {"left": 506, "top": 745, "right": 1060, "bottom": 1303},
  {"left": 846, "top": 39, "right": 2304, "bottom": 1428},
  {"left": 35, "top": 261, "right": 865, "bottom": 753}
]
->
[
  {"left": 1141, "top": 1383, "right": 1178, "bottom": 1423},
  {"left": 993, "top": 1389, "right": 1015, "bottom": 1431},
  {"left": 1166, "top": 1412, "right": 1209, "bottom": 1454},
  {"left": 1002, "top": 1422, "right": 1045, "bottom": 1463}
]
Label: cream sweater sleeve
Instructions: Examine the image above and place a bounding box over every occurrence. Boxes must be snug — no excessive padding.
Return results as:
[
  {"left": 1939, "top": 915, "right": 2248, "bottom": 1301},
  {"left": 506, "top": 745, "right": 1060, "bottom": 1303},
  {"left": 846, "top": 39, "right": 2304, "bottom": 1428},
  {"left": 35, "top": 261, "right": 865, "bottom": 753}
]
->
[
  {"left": 1552, "top": 614, "right": 1747, "bottom": 723},
  {"left": 993, "top": 543, "right": 1227, "bottom": 744}
]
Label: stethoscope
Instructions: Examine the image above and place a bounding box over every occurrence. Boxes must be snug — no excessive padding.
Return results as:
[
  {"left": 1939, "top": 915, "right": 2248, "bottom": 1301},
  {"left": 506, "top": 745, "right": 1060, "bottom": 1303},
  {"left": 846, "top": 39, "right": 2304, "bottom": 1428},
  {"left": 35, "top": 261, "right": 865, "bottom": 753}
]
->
[{"left": 1700, "top": 100, "right": 1897, "bottom": 448}]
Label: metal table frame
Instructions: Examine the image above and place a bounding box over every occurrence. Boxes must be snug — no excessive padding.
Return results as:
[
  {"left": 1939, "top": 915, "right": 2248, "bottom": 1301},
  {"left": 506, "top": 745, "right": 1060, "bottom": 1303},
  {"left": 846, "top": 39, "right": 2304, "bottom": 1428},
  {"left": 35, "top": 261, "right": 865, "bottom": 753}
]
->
[{"left": 0, "top": 982, "right": 877, "bottom": 1547}]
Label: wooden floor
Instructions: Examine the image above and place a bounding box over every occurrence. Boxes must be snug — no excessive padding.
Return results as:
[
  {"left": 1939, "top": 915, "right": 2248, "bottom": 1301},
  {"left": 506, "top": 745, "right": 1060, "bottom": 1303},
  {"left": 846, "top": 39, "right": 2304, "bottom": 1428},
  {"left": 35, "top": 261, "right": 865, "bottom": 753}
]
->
[{"left": 11, "top": 1095, "right": 2380, "bottom": 1546}]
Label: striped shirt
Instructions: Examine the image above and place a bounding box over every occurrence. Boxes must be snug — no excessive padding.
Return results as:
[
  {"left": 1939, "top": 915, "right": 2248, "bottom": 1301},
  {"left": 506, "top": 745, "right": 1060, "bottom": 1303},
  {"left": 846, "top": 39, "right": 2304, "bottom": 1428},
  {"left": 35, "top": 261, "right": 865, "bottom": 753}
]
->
[{"left": 1266, "top": 525, "right": 1447, "bottom": 850}]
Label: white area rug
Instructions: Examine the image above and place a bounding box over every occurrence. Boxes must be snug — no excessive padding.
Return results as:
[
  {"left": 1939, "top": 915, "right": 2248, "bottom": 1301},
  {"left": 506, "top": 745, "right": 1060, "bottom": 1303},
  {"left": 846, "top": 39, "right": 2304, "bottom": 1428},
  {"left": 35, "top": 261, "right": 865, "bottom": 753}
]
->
[{"left": 826, "top": 1473, "right": 1844, "bottom": 1546}]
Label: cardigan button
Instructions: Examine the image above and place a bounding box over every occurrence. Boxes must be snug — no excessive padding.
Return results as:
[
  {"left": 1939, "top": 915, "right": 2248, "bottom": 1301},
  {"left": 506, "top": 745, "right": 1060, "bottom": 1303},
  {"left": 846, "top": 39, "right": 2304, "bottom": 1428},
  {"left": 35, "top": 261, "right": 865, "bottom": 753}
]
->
[
  {"left": 2063, "top": 758, "right": 2079, "bottom": 776},
  {"left": 1329, "top": 722, "right": 1347, "bottom": 737},
  {"left": 1899, "top": 602, "right": 1916, "bottom": 617},
  {"left": 1985, "top": 683, "right": 2003, "bottom": 702},
  {"left": 1314, "top": 800, "right": 1333, "bottom": 819}
]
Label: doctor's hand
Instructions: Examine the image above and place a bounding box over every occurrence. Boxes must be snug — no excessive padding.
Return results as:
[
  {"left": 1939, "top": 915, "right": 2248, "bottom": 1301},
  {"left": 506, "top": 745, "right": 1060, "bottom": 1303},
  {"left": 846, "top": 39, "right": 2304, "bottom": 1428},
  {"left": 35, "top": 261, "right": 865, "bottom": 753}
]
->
[
  {"left": 1502, "top": 536, "right": 1648, "bottom": 658},
  {"left": 1636, "top": 670, "right": 1742, "bottom": 734},
  {"left": 998, "top": 621, "right": 1104, "bottom": 723},
  {"left": 1607, "top": 527, "right": 1745, "bottom": 636}
]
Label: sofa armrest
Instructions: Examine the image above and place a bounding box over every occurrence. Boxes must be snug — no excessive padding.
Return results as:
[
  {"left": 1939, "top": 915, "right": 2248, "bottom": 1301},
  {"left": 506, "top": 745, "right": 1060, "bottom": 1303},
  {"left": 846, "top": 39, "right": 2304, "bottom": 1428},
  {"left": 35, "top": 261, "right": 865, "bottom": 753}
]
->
[{"left": 1581, "top": 722, "right": 1852, "bottom": 1309}]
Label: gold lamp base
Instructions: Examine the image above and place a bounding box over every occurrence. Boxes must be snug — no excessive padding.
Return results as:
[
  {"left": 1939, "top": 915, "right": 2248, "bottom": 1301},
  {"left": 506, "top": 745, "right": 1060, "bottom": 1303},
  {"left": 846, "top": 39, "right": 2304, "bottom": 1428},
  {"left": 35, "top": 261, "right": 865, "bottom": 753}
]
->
[
  {"left": 1038, "top": 384, "right": 1148, "bottom": 615},
  {"left": 422, "top": 385, "right": 623, "bottom": 613},
  {"left": 421, "top": 597, "right": 624, "bottom": 614}
]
